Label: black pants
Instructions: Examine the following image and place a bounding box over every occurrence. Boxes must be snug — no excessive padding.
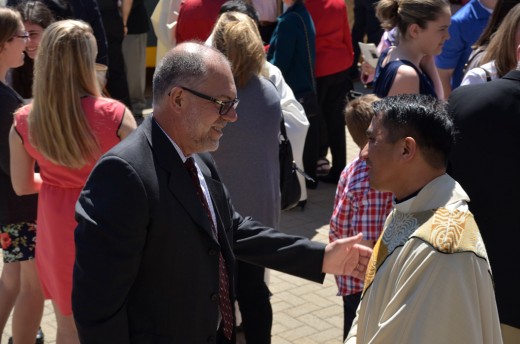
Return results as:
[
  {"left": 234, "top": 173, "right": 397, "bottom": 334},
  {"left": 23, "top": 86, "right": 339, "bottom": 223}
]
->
[
  {"left": 343, "top": 292, "right": 362, "bottom": 340},
  {"left": 350, "top": 0, "right": 384, "bottom": 73},
  {"left": 100, "top": 9, "right": 131, "bottom": 107},
  {"left": 316, "top": 69, "right": 353, "bottom": 179},
  {"left": 236, "top": 260, "right": 272, "bottom": 344}
]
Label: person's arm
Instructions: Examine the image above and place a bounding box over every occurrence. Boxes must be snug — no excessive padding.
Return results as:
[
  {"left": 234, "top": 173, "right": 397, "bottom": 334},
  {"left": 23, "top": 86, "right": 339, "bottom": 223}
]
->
[
  {"left": 420, "top": 55, "right": 444, "bottom": 99},
  {"left": 437, "top": 68, "right": 454, "bottom": 98},
  {"left": 121, "top": 0, "right": 133, "bottom": 35},
  {"left": 9, "top": 126, "right": 41, "bottom": 195},
  {"left": 73, "top": 155, "right": 149, "bottom": 343},
  {"left": 0, "top": 96, "right": 18, "bottom": 178},
  {"left": 117, "top": 108, "right": 137, "bottom": 139},
  {"left": 386, "top": 65, "right": 421, "bottom": 97}
]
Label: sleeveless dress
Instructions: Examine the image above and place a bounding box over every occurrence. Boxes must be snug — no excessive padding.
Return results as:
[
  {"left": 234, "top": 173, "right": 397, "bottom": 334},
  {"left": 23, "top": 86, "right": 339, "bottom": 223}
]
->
[
  {"left": 14, "top": 96, "right": 125, "bottom": 315},
  {"left": 374, "top": 49, "right": 437, "bottom": 98}
]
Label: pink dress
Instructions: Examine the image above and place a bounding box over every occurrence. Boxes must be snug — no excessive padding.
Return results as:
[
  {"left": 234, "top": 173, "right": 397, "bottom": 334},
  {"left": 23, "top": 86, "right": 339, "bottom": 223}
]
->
[{"left": 14, "top": 96, "right": 126, "bottom": 315}]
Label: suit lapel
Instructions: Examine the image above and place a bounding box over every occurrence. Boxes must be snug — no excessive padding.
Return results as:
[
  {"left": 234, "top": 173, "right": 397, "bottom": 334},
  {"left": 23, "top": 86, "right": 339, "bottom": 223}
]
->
[{"left": 145, "top": 118, "right": 217, "bottom": 242}]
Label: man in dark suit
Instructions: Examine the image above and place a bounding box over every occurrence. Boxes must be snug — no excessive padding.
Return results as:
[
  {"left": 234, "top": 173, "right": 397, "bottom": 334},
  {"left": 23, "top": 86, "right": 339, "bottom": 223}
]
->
[
  {"left": 448, "top": 45, "right": 520, "bottom": 343},
  {"left": 72, "top": 42, "right": 371, "bottom": 343}
]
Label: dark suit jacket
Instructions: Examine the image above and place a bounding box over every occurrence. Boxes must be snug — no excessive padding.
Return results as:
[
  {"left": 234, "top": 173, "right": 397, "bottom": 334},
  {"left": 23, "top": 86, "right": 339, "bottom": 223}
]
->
[
  {"left": 72, "top": 117, "right": 326, "bottom": 343},
  {"left": 448, "top": 70, "right": 520, "bottom": 329}
]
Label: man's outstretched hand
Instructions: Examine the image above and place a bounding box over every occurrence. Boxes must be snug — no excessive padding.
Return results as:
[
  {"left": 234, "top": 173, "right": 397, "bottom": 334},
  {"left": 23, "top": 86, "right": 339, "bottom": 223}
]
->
[{"left": 322, "top": 233, "right": 373, "bottom": 280}]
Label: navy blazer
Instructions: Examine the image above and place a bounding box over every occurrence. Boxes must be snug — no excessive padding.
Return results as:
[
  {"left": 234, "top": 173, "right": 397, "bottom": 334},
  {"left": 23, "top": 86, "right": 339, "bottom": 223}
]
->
[
  {"left": 448, "top": 70, "right": 520, "bottom": 329},
  {"left": 72, "top": 116, "right": 326, "bottom": 343}
]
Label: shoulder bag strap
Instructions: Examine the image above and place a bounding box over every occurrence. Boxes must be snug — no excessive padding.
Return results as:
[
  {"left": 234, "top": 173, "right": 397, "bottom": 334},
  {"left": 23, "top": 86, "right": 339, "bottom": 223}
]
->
[{"left": 293, "top": 12, "right": 316, "bottom": 93}]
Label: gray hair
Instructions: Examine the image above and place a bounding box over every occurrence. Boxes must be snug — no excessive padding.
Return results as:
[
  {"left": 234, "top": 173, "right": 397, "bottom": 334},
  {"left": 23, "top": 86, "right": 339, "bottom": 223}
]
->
[{"left": 152, "top": 42, "right": 230, "bottom": 105}]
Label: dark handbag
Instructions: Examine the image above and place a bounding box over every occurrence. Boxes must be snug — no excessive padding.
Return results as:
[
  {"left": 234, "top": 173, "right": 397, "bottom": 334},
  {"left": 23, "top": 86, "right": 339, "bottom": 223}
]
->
[
  {"left": 297, "top": 91, "right": 320, "bottom": 119},
  {"left": 279, "top": 116, "right": 301, "bottom": 210}
]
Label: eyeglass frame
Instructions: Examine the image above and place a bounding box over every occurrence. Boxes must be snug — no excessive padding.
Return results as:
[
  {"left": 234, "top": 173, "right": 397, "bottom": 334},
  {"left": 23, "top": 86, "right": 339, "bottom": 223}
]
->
[
  {"left": 12, "top": 32, "right": 30, "bottom": 43},
  {"left": 169, "top": 86, "right": 239, "bottom": 116}
]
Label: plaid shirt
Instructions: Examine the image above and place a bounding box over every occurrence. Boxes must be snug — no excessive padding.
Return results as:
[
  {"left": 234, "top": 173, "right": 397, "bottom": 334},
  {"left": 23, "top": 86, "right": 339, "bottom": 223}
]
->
[{"left": 329, "top": 157, "right": 393, "bottom": 296}]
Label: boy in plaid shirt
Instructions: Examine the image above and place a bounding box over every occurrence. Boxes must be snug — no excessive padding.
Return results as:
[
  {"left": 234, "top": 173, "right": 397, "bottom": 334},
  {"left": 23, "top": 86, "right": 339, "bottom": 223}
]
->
[{"left": 329, "top": 94, "right": 393, "bottom": 339}]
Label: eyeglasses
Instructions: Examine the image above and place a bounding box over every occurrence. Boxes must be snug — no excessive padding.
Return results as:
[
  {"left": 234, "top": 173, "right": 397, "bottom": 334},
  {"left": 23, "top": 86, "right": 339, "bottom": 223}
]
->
[
  {"left": 178, "top": 86, "right": 239, "bottom": 116},
  {"left": 12, "top": 32, "right": 30, "bottom": 43}
]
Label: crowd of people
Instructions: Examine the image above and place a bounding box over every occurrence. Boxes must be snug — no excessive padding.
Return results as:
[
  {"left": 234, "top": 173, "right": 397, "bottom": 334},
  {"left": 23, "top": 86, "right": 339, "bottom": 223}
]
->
[{"left": 0, "top": 0, "right": 518, "bottom": 343}]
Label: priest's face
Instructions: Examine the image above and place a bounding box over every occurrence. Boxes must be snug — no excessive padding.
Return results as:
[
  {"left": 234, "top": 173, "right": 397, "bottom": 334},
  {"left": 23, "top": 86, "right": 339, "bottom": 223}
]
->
[{"left": 361, "top": 115, "right": 402, "bottom": 193}]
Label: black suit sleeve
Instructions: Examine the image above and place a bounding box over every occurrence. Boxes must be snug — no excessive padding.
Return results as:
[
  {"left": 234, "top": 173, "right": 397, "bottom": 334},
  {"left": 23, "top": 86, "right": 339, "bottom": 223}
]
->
[
  {"left": 73, "top": 155, "right": 149, "bottom": 343},
  {"left": 197, "top": 153, "right": 326, "bottom": 284},
  {"left": 233, "top": 213, "right": 326, "bottom": 284}
]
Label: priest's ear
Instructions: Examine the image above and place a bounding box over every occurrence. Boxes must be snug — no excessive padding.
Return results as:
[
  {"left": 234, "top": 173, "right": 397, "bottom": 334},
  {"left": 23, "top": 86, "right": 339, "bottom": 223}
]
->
[{"left": 401, "top": 136, "right": 418, "bottom": 162}]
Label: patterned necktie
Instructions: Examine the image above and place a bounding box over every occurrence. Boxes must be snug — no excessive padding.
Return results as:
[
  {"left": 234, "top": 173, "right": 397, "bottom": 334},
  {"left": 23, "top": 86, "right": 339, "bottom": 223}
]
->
[{"left": 184, "top": 157, "right": 234, "bottom": 340}]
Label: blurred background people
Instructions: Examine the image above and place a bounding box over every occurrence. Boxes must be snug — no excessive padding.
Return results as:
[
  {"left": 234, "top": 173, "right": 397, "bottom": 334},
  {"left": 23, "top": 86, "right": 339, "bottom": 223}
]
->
[
  {"left": 347, "top": 0, "right": 383, "bottom": 81},
  {"left": 208, "top": 0, "right": 310, "bottom": 207},
  {"left": 97, "top": 0, "right": 132, "bottom": 107},
  {"left": 461, "top": 3, "right": 520, "bottom": 85},
  {"left": 9, "top": 20, "right": 136, "bottom": 343},
  {"left": 463, "top": 0, "right": 520, "bottom": 73},
  {"left": 307, "top": 0, "right": 354, "bottom": 184},
  {"left": 373, "top": 0, "right": 450, "bottom": 99},
  {"left": 267, "top": 0, "right": 318, "bottom": 188},
  {"left": 211, "top": 12, "right": 280, "bottom": 343},
  {"left": 122, "top": 0, "right": 149, "bottom": 121},
  {"left": 175, "top": 0, "right": 226, "bottom": 44},
  {"left": 6, "top": 0, "right": 109, "bottom": 66},
  {"left": 434, "top": 0, "right": 496, "bottom": 97},
  {"left": 0, "top": 7, "right": 44, "bottom": 344},
  {"left": 251, "top": 0, "right": 280, "bottom": 44},
  {"left": 9, "top": 0, "right": 55, "bottom": 99}
]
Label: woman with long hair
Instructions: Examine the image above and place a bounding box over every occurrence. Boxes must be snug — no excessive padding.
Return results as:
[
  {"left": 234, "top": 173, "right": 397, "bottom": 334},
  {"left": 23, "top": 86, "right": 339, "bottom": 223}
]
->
[
  {"left": 211, "top": 11, "right": 281, "bottom": 344},
  {"left": 0, "top": 7, "right": 44, "bottom": 344},
  {"left": 461, "top": 3, "right": 520, "bottom": 85},
  {"left": 373, "top": 0, "right": 451, "bottom": 98},
  {"left": 9, "top": 19, "right": 136, "bottom": 343}
]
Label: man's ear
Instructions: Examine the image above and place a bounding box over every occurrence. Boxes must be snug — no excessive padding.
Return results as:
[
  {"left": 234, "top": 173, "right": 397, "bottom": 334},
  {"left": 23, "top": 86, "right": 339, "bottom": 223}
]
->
[
  {"left": 401, "top": 137, "right": 417, "bottom": 162},
  {"left": 168, "top": 86, "right": 184, "bottom": 113}
]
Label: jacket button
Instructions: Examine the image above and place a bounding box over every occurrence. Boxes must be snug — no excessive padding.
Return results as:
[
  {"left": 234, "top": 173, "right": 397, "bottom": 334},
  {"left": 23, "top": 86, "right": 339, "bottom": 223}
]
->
[
  {"left": 207, "top": 336, "right": 215, "bottom": 343},
  {"left": 210, "top": 293, "right": 219, "bottom": 302},
  {"left": 208, "top": 248, "right": 217, "bottom": 256}
]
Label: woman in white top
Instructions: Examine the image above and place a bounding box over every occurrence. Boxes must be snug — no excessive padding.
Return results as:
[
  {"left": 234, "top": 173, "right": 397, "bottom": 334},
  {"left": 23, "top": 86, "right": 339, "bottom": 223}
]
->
[{"left": 461, "top": 3, "right": 520, "bottom": 85}]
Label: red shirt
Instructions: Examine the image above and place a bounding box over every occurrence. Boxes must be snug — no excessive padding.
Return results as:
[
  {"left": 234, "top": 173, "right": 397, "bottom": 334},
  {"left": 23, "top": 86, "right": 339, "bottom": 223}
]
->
[
  {"left": 175, "top": 0, "right": 226, "bottom": 44},
  {"left": 306, "top": 0, "right": 354, "bottom": 77}
]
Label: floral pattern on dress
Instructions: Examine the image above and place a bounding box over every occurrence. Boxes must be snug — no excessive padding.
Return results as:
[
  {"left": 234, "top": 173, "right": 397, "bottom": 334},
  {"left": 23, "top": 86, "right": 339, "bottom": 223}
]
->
[{"left": 0, "top": 222, "right": 37, "bottom": 263}]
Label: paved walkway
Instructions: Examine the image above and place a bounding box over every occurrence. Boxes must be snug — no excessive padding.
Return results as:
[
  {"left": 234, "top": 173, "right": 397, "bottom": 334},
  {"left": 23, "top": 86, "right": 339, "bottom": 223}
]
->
[{"left": 1, "top": 86, "right": 366, "bottom": 344}]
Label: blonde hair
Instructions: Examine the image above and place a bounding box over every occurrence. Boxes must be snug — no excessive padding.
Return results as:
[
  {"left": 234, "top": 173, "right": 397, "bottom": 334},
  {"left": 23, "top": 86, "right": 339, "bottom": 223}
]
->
[
  {"left": 0, "top": 8, "right": 22, "bottom": 51},
  {"left": 27, "top": 19, "right": 101, "bottom": 168},
  {"left": 376, "top": 0, "right": 449, "bottom": 40},
  {"left": 345, "top": 94, "right": 380, "bottom": 148},
  {"left": 212, "top": 11, "right": 267, "bottom": 87},
  {"left": 480, "top": 3, "right": 520, "bottom": 77}
]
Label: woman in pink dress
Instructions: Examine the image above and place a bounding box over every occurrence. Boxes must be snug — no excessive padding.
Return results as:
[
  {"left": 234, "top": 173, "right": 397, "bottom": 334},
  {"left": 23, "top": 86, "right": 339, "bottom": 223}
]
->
[{"left": 9, "top": 20, "right": 136, "bottom": 343}]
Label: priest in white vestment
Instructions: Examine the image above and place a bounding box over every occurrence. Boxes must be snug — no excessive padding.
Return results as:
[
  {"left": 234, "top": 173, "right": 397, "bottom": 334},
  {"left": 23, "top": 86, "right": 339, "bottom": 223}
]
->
[{"left": 346, "top": 94, "right": 502, "bottom": 344}]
